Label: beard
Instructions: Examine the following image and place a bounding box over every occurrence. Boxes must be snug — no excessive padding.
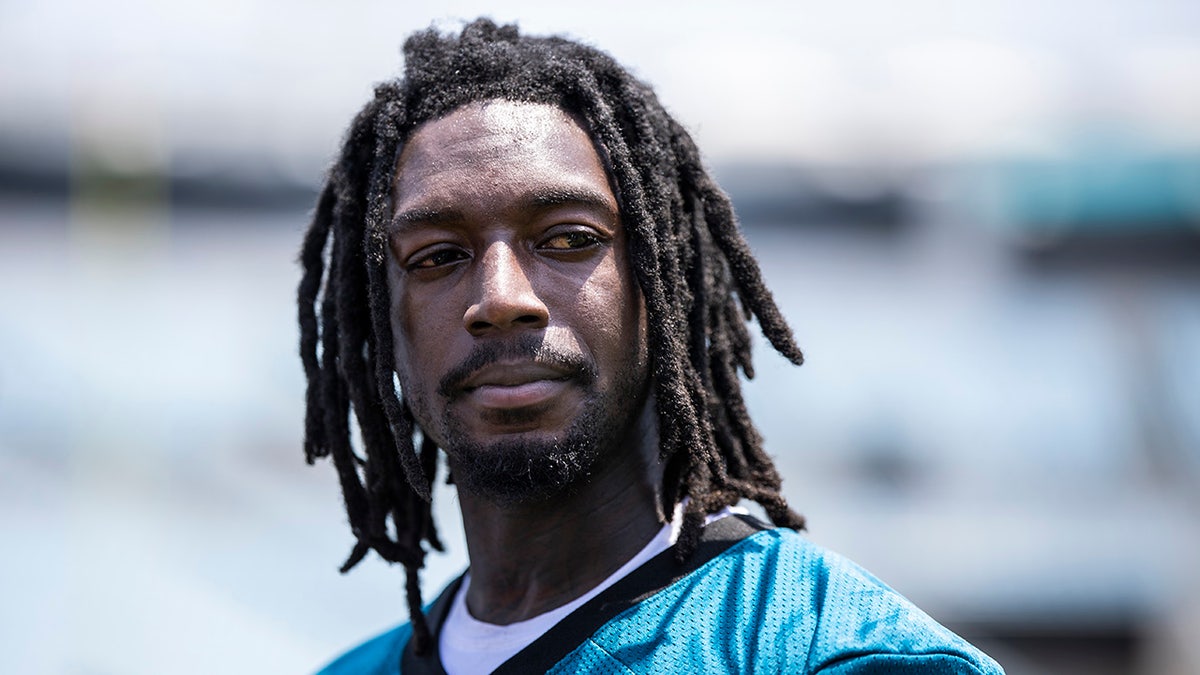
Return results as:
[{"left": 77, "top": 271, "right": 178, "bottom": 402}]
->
[
  {"left": 405, "top": 335, "right": 647, "bottom": 506},
  {"left": 439, "top": 401, "right": 614, "bottom": 505}
]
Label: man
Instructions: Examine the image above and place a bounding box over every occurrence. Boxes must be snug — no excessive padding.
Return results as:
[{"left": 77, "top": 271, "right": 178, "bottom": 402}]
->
[{"left": 299, "top": 19, "right": 1004, "bottom": 674}]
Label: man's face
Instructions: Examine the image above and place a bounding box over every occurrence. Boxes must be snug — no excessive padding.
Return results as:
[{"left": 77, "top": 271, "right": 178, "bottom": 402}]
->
[{"left": 386, "top": 100, "right": 649, "bottom": 503}]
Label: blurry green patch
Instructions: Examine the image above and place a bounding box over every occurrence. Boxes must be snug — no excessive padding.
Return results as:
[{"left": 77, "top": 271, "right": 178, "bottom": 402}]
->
[
  {"left": 72, "top": 156, "right": 168, "bottom": 212},
  {"left": 995, "top": 151, "right": 1200, "bottom": 241}
]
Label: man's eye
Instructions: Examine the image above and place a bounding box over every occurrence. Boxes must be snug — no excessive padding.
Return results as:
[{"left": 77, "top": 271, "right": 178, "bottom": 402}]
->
[
  {"left": 542, "top": 231, "right": 599, "bottom": 250},
  {"left": 410, "top": 248, "right": 468, "bottom": 269}
]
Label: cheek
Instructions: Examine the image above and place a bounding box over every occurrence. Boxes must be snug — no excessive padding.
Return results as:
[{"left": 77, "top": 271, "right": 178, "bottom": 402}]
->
[
  {"left": 387, "top": 266, "right": 414, "bottom": 373},
  {"left": 386, "top": 265, "right": 445, "bottom": 401},
  {"left": 386, "top": 267, "right": 470, "bottom": 406},
  {"left": 572, "top": 257, "right": 645, "bottom": 356}
]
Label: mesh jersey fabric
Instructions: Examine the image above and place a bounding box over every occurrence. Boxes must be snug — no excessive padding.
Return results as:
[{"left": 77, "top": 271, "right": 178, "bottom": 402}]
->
[{"left": 315, "top": 528, "right": 1004, "bottom": 674}]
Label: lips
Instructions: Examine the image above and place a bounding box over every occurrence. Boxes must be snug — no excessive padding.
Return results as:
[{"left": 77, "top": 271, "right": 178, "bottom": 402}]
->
[{"left": 458, "top": 362, "right": 574, "bottom": 409}]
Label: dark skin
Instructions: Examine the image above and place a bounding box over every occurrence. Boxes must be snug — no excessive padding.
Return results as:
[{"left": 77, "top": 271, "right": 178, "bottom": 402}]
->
[
  {"left": 452, "top": 397, "right": 662, "bottom": 624},
  {"left": 386, "top": 100, "right": 664, "bottom": 625}
]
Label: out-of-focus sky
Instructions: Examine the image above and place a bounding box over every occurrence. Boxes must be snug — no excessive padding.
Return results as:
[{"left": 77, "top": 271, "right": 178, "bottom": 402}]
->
[{"left": 3, "top": 0, "right": 1199, "bottom": 172}]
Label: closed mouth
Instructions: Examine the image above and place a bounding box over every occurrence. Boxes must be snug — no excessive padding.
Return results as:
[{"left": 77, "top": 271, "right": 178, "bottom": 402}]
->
[
  {"left": 460, "top": 365, "right": 576, "bottom": 410},
  {"left": 461, "top": 362, "right": 574, "bottom": 391}
]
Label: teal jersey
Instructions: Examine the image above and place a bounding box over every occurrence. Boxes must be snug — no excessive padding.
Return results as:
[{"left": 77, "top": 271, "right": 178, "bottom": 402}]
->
[{"left": 318, "top": 518, "right": 1003, "bottom": 674}]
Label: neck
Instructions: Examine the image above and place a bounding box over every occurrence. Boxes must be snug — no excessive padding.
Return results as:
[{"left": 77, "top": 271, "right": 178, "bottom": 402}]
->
[{"left": 454, "top": 402, "right": 663, "bottom": 625}]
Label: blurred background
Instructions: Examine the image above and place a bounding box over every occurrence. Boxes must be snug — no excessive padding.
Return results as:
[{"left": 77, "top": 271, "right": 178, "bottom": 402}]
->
[{"left": 1, "top": 1, "right": 1198, "bottom": 673}]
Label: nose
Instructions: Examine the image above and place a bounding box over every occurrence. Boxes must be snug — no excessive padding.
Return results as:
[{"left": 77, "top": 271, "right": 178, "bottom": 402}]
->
[{"left": 463, "top": 242, "right": 549, "bottom": 336}]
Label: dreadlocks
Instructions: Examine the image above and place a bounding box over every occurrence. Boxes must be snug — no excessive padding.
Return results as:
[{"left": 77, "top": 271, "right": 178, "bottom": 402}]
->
[{"left": 298, "top": 18, "right": 805, "bottom": 654}]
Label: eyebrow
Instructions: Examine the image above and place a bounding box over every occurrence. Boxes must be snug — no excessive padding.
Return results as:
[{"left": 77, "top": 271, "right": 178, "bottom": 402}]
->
[
  {"left": 390, "top": 206, "right": 461, "bottom": 233},
  {"left": 528, "top": 187, "right": 616, "bottom": 213},
  {"left": 389, "top": 186, "right": 618, "bottom": 234}
]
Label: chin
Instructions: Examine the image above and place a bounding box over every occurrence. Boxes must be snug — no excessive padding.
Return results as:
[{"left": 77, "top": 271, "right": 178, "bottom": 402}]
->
[{"left": 448, "top": 435, "right": 603, "bottom": 506}]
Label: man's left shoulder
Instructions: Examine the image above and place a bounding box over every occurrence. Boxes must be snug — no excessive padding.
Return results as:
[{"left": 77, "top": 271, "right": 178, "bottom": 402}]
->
[
  {"left": 572, "top": 523, "right": 1003, "bottom": 674},
  {"left": 733, "top": 526, "right": 1004, "bottom": 674}
]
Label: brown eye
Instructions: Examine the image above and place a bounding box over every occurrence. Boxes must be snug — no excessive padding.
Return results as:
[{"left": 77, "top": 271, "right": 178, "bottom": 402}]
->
[
  {"left": 411, "top": 248, "right": 468, "bottom": 269},
  {"left": 542, "top": 231, "right": 599, "bottom": 250}
]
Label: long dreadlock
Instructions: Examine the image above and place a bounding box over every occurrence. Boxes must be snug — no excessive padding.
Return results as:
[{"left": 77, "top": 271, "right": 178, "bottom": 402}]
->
[{"left": 298, "top": 18, "right": 805, "bottom": 654}]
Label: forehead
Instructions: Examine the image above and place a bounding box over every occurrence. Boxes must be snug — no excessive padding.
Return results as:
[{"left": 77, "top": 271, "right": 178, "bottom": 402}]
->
[{"left": 391, "top": 100, "right": 618, "bottom": 215}]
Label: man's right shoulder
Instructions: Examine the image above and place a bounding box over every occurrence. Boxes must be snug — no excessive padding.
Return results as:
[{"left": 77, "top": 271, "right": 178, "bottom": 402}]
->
[{"left": 315, "top": 623, "right": 411, "bottom": 675}]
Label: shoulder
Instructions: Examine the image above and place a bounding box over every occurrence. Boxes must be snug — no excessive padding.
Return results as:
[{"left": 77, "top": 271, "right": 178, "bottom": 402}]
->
[
  {"left": 314, "top": 622, "right": 411, "bottom": 675},
  {"left": 563, "top": 525, "right": 1002, "bottom": 674},
  {"left": 743, "top": 528, "right": 1004, "bottom": 674}
]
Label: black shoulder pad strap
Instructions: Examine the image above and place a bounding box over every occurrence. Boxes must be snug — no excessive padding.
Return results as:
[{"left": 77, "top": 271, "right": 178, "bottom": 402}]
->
[
  {"left": 400, "top": 574, "right": 463, "bottom": 675},
  {"left": 492, "top": 513, "right": 768, "bottom": 675}
]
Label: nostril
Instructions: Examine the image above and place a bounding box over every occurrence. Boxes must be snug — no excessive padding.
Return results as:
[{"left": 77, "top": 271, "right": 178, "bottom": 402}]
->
[{"left": 514, "top": 314, "right": 544, "bottom": 326}]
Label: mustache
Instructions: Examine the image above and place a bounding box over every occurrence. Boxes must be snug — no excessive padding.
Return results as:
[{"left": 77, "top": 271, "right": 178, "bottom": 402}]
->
[{"left": 437, "top": 335, "right": 597, "bottom": 399}]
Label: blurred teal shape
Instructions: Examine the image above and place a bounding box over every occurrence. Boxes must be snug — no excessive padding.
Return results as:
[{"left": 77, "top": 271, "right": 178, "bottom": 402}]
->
[{"left": 995, "top": 137, "right": 1200, "bottom": 239}]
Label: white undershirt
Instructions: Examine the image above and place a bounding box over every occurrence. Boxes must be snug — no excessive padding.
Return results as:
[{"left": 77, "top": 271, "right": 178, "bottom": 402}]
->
[{"left": 439, "top": 505, "right": 739, "bottom": 675}]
